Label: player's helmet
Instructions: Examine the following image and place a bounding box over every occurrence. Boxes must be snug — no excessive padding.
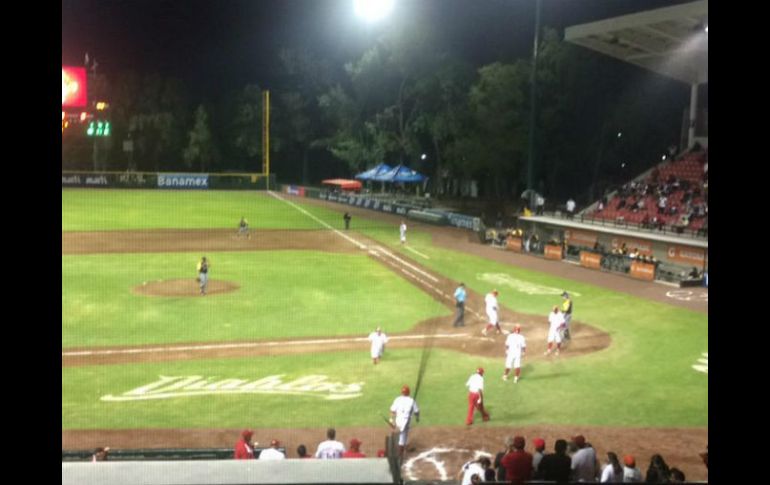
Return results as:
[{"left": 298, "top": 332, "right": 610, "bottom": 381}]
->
[
  {"left": 477, "top": 367, "right": 485, "bottom": 375},
  {"left": 401, "top": 385, "right": 410, "bottom": 396}
]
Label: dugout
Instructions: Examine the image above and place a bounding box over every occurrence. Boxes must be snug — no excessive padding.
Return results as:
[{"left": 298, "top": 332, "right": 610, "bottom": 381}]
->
[{"left": 517, "top": 215, "right": 707, "bottom": 285}]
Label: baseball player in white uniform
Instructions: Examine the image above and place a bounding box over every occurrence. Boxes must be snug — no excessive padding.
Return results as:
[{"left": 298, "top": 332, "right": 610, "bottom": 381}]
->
[
  {"left": 483, "top": 290, "right": 501, "bottom": 336},
  {"left": 399, "top": 221, "right": 407, "bottom": 244},
  {"left": 368, "top": 327, "right": 389, "bottom": 365},
  {"left": 503, "top": 324, "right": 526, "bottom": 382},
  {"left": 545, "top": 306, "right": 565, "bottom": 356},
  {"left": 390, "top": 385, "right": 419, "bottom": 458}
]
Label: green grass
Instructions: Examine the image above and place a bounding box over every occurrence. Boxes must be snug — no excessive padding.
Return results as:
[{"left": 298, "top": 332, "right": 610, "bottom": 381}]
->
[
  {"left": 62, "top": 189, "right": 347, "bottom": 231},
  {"left": 62, "top": 189, "right": 707, "bottom": 431},
  {"left": 62, "top": 251, "right": 449, "bottom": 348}
]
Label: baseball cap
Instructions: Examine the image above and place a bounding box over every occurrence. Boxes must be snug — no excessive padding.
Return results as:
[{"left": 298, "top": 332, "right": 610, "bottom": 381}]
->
[
  {"left": 401, "top": 385, "right": 410, "bottom": 395},
  {"left": 477, "top": 367, "right": 485, "bottom": 375},
  {"left": 242, "top": 429, "right": 253, "bottom": 440},
  {"left": 270, "top": 439, "right": 280, "bottom": 447},
  {"left": 624, "top": 455, "right": 636, "bottom": 467},
  {"left": 350, "top": 438, "right": 362, "bottom": 448},
  {"left": 493, "top": 289, "right": 499, "bottom": 295},
  {"left": 562, "top": 291, "right": 569, "bottom": 298},
  {"left": 572, "top": 435, "right": 586, "bottom": 447},
  {"left": 513, "top": 324, "right": 522, "bottom": 333},
  {"left": 533, "top": 438, "right": 545, "bottom": 450}
]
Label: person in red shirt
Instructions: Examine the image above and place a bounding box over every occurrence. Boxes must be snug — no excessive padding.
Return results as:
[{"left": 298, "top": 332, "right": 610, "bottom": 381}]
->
[
  {"left": 500, "top": 436, "right": 533, "bottom": 484},
  {"left": 342, "top": 438, "right": 366, "bottom": 458},
  {"left": 234, "top": 429, "right": 255, "bottom": 459},
  {"left": 297, "top": 444, "right": 312, "bottom": 459}
]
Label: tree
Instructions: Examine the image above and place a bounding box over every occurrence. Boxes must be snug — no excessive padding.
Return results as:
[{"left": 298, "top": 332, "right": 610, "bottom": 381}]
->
[{"left": 183, "top": 105, "right": 218, "bottom": 172}]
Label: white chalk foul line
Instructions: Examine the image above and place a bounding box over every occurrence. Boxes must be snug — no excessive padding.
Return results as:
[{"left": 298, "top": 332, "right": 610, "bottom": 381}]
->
[
  {"left": 62, "top": 334, "right": 471, "bottom": 357},
  {"left": 267, "top": 191, "right": 367, "bottom": 250},
  {"left": 374, "top": 246, "right": 438, "bottom": 283},
  {"left": 405, "top": 245, "right": 429, "bottom": 259}
]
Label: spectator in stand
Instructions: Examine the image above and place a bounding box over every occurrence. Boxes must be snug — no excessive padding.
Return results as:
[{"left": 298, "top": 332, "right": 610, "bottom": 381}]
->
[
  {"left": 617, "top": 198, "right": 627, "bottom": 210},
  {"left": 644, "top": 454, "right": 671, "bottom": 483},
  {"left": 297, "top": 444, "right": 311, "bottom": 458},
  {"left": 633, "top": 198, "right": 645, "bottom": 213},
  {"left": 629, "top": 248, "right": 640, "bottom": 259},
  {"left": 669, "top": 467, "right": 686, "bottom": 482},
  {"left": 657, "top": 195, "right": 667, "bottom": 214},
  {"left": 234, "top": 430, "right": 255, "bottom": 459},
  {"left": 623, "top": 455, "right": 643, "bottom": 482},
  {"left": 536, "top": 194, "right": 545, "bottom": 215},
  {"left": 259, "top": 439, "right": 286, "bottom": 460},
  {"left": 495, "top": 437, "right": 515, "bottom": 482},
  {"left": 536, "top": 439, "right": 572, "bottom": 483},
  {"left": 597, "top": 200, "right": 604, "bottom": 212},
  {"left": 570, "top": 435, "right": 598, "bottom": 482},
  {"left": 91, "top": 447, "right": 110, "bottom": 462},
  {"left": 501, "top": 436, "right": 534, "bottom": 484},
  {"left": 342, "top": 438, "right": 366, "bottom": 458},
  {"left": 566, "top": 198, "right": 576, "bottom": 219},
  {"left": 620, "top": 243, "right": 629, "bottom": 256},
  {"left": 532, "top": 438, "right": 546, "bottom": 473},
  {"left": 641, "top": 214, "right": 651, "bottom": 229},
  {"left": 599, "top": 452, "right": 623, "bottom": 483},
  {"left": 315, "top": 428, "right": 346, "bottom": 459}
]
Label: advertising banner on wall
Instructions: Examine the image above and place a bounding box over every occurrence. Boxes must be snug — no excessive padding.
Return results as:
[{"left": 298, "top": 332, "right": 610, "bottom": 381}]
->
[
  {"left": 506, "top": 237, "right": 522, "bottom": 252},
  {"left": 157, "top": 174, "right": 209, "bottom": 189},
  {"left": 579, "top": 251, "right": 602, "bottom": 269},
  {"left": 610, "top": 237, "right": 653, "bottom": 255},
  {"left": 666, "top": 245, "right": 706, "bottom": 267},
  {"left": 564, "top": 229, "right": 599, "bottom": 248},
  {"left": 630, "top": 261, "right": 656, "bottom": 280},
  {"left": 545, "top": 244, "right": 564, "bottom": 260}
]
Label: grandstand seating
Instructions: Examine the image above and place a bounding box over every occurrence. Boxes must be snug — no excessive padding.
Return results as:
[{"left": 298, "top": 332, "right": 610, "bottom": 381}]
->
[{"left": 587, "top": 150, "right": 707, "bottom": 234}]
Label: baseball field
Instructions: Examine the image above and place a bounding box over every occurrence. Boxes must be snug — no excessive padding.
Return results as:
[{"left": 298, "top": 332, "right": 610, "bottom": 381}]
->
[{"left": 61, "top": 188, "right": 708, "bottom": 480}]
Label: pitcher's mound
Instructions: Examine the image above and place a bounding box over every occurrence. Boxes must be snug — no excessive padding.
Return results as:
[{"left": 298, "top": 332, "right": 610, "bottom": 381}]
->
[{"left": 133, "top": 279, "right": 240, "bottom": 297}]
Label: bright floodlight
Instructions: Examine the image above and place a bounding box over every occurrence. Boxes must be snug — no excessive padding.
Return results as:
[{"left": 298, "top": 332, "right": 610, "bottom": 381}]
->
[
  {"left": 421, "top": 153, "right": 427, "bottom": 160},
  {"left": 354, "top": 0, "right": 395, "bottom": 22}
]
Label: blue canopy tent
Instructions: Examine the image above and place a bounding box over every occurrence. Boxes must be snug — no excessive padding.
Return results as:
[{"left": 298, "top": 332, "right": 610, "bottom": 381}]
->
[
  {"left": 354, "top": 163, "right": 392, "bottom": 181},
  {"left": 373, "top": 164, "right": 427, "bottom": 183}
]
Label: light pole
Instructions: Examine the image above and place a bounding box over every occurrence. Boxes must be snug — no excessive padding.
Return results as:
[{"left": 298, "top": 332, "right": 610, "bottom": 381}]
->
[{"left": 526, "top": 0, "right": 542, "bottom": 192}]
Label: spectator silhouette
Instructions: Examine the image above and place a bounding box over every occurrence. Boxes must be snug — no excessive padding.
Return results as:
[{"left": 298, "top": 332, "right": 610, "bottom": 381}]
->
[{"left": 645, "top": 454, "right": 671, "bottom": 483}]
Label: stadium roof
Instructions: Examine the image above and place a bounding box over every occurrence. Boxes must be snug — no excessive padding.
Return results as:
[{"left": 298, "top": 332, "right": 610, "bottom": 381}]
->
[{"left": 564, "top": 0, "right": 708, "bottom": 84}]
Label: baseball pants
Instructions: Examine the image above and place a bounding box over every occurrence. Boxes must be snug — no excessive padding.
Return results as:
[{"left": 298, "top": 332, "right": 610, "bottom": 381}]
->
[{"left": 466, "top": 392, "right": 489, "bottom": 425}]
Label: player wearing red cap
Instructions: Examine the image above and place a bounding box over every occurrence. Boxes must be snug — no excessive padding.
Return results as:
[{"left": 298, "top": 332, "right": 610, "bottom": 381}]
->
[
  {"left": 503, "top": 324, "right": 526, "bottom": 383},
  {"left": 342, "top": 438, "right": 366, "bottom": 458},
  {"left": 234, "top": 429, "right": 255, "bottom": 459},
  {"left": 465, "top": 367, "right": 490, "bottom": 425},
  {"left": 389, "top": 385, "right": 420, "bottom": 458}
]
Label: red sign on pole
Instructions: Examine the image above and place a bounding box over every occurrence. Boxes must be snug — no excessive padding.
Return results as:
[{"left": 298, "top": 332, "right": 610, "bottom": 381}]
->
[{"left": 62, "top": 67, "right": 88, "bottom": 108}]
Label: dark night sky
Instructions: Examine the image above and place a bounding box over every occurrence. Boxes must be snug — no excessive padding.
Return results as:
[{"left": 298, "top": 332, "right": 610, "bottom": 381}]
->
[{"left": 62, "top": 0, "right": 695, "bottom": 98}]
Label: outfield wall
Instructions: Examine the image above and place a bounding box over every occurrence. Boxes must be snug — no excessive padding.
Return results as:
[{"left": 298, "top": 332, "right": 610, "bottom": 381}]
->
[{"left": 62, "top": 171, "right": 276, "bottom": 190}]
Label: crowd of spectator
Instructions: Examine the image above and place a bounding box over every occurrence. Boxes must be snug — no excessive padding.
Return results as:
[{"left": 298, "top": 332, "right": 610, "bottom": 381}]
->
[
  {"left": 590, "top": 147, "right": 708, "bottom": 235},
  {"left": 231, "top": 427, "right": 384, "bottom": 461}
]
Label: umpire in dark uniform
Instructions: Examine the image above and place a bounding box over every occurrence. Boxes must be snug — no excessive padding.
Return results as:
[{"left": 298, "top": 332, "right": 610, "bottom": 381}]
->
[{"left": 343, "top": 212, "right": 352, "bottom": 230}]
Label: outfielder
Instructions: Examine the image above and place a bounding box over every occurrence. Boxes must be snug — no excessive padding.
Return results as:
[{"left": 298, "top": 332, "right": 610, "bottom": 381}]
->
[
  {"left": 196, "top": 256, "right": 209, "bottom": 295},
  {"left": 465, "top": 367, "right": 490, "bottom": 425},
  {"left": 399, "top": 220, "right": 407, "bottom": 244},
  {"left": 368, "top": 326, "right": 389, "bottom": 365},
  {"left": 503, "top": 324, "right": 526, "bottom": 383},
  {"left": 561, "top": 291, "right": 573, "bottom": 343},
  {"left": 483, "top": 290, "right": 501, "bottom": 336},
  {"left": 545, "top": 305, "right": 565, "bottom": 356},
  {"left": 389, "top": 385, "right": 420, "bottom": 459}
]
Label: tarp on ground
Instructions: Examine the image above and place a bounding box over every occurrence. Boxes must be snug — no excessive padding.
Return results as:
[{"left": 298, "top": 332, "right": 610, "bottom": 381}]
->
[
  {"left": 354, "top": 163, "right": 392, "bottom": 181},
  {"left": 321, "top": 179, "right": 362, "bottom": 191},
  {"left": 373, "top": 164, "right": 426, "bottom": 183}
]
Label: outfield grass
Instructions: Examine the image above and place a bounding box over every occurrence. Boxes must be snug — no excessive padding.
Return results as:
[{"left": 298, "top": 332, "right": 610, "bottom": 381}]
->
[{"left": 62, "top": 189, "right": 707, "bottom": 431}]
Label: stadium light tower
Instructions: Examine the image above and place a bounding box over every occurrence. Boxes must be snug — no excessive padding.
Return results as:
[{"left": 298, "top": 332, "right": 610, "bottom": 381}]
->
[
  {"left": 354, "top": 0, "right": 395, "bottom": 23},
  {"left": 526, "top": 0, "right": 542, "bottom": 193}
]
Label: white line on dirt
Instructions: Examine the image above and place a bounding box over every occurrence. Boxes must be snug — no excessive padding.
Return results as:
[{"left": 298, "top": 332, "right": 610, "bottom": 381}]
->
[
  {"left": 62, "top": 333, "right": 471, "bottom": 357},
  {"left": 373, "top": 246, "right": 439, "bottom": 283}
]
